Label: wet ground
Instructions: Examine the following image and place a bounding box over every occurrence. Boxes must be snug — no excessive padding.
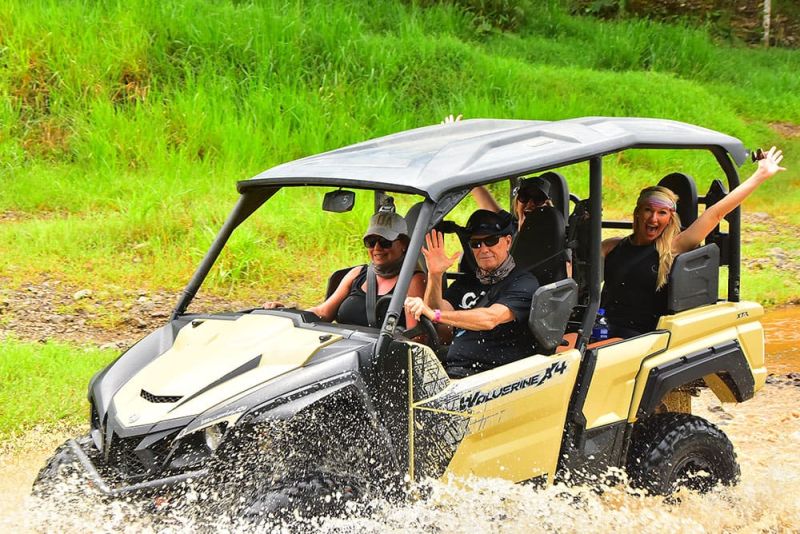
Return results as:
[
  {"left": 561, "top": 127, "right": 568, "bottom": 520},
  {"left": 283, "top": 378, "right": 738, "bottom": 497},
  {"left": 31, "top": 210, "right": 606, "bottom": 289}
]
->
[{"left": 1, "top": 308, "right": 799, "bottom": 532}]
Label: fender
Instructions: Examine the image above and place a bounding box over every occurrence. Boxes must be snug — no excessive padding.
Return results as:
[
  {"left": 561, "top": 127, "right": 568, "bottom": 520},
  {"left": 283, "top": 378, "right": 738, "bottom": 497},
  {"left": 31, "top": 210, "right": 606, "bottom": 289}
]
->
[{"left": 635, "top": 340, "right": 754, "bottom": 419}]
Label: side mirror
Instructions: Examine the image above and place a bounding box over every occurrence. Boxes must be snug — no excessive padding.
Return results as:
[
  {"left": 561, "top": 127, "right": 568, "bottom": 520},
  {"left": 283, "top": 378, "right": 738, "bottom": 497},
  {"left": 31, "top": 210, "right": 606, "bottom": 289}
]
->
[{"left": 323, "top": 190, "right": 355, "bottom": 212}]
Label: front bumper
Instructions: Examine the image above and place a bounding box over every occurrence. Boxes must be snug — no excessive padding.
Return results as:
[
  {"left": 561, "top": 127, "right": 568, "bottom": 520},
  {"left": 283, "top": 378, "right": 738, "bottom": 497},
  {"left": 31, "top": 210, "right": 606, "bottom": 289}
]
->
[{"left": 67, "top": 439, "right": 208, "bottom": 496}]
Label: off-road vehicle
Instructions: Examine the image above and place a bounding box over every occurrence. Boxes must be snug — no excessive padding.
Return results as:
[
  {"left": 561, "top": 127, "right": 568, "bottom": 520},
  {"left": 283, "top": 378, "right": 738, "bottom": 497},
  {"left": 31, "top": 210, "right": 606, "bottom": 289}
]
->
[{"left": 36, "top": 117, "right": 766, "bottom": 515}]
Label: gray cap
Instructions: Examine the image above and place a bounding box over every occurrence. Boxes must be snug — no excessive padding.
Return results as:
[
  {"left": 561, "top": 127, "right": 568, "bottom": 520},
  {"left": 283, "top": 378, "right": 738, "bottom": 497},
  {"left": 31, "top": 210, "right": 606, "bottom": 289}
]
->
[{"left": 363, "top": 211, "right": 408, "bottom": 241}]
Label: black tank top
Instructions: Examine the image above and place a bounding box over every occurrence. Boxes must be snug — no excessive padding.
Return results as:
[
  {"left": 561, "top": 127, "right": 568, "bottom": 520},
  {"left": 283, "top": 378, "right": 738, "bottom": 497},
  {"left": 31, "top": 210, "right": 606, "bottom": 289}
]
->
[
  {"left": 601, "top": 237, "right": 668, "bottom": 334},
  {"left": 335, "top": 266, "right": 405, "bottom": 328}
]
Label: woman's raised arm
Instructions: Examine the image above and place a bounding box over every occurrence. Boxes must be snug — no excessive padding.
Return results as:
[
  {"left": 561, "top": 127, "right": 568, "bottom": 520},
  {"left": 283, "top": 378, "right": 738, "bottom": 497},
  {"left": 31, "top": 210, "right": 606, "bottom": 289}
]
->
[{"left": 673, "top": 147, "right": 785, "bottom": 254}]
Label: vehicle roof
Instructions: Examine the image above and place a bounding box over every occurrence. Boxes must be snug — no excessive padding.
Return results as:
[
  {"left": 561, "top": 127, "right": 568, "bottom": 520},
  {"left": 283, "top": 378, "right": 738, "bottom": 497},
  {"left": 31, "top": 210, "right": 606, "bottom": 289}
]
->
[{"left": 239, "top": 117, "right": 748, "bottom": 201}]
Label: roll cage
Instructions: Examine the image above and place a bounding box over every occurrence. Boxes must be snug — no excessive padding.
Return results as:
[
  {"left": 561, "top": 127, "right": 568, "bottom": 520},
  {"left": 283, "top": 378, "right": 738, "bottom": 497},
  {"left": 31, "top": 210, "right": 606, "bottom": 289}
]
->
[{"left": 170, "top": 117, "right": 753, "bottom": 362}]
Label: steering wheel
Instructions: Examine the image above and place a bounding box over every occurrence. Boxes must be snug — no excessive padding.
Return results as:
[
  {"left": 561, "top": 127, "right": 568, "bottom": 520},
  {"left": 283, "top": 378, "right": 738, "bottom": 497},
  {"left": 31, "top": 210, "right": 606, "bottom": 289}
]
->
[
  {"left": 374, "top": 295, "right": 441, "bottom": 353},
  {"left": 399, "top": 314, "right": 441, "bottom": 354}
]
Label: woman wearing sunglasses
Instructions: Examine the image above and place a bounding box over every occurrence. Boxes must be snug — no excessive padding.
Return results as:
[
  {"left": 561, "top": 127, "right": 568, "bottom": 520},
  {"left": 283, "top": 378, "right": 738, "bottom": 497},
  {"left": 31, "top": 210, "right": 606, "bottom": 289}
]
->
[
  {"left": 470, "top": 177, "right": 553, "bottom": 233},
  {"left": 601, "top": 146, "right": 785, "bottom": 338},
  {"left": 264, "top": 209, "right": 425, "bottom": 329}
]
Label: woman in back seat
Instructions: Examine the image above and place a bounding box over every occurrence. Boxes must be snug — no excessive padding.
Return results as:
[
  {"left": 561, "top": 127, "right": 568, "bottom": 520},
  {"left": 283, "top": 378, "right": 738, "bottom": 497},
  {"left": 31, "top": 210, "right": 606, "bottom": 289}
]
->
[
  {"left": 601, "top": 147, "right": 785, "bottom": 338},
  {"left": 471, "top": 177, "right": 554, "bottom": 234}
]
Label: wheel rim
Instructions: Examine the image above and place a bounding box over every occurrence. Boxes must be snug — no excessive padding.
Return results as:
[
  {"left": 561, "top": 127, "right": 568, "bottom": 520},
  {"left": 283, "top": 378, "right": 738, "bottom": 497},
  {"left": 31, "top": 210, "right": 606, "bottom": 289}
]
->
[{"left": 671, "top": 454, "right": 718, "bottom": 492}]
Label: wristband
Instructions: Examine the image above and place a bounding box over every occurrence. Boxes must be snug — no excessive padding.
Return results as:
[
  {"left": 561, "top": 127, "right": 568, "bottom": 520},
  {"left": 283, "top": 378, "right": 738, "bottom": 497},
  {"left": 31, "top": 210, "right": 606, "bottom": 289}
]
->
[{"left": 433, "top": 309, "right": 441, "bottom": 323}]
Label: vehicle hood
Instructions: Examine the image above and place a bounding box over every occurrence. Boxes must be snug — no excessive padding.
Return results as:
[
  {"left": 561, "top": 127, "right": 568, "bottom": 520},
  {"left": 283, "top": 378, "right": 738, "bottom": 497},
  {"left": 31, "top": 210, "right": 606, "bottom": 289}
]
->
[{"left": 109, "top": 314, "right": 342, "bottom": 428}]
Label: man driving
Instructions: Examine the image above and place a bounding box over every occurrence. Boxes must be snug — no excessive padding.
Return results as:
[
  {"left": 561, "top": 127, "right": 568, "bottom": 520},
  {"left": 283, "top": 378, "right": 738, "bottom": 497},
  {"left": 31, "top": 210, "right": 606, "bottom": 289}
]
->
[{"left": 404, "top": 209, "right": 539, "bottom": 378}]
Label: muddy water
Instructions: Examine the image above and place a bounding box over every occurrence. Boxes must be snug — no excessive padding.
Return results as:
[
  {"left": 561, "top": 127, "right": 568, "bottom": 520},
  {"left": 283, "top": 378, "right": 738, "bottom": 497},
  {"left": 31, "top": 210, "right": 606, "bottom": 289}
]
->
[
  {"left": 762, "top": 306, "right": 800, "bottom": 373},
  {"left": 2, "top": 309, "right": 800, "bottom": 533}
]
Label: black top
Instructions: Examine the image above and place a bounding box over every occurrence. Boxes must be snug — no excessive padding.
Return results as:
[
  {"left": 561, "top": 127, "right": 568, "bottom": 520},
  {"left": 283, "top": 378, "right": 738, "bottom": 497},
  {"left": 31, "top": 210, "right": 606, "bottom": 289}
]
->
[
  {"left": 443, "top": 266, "right": 539, "bottom": 372},
  {"left": 335, "top": 266, "right": 405, "bottom": 328},
  {"left": 601, "top": 237, "right": 668, "bottom": 335}
]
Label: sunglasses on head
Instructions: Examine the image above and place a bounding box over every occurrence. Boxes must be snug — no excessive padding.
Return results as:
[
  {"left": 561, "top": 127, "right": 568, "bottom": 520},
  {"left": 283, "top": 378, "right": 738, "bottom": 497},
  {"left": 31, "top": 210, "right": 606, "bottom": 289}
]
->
[
  {"left": 468, "top": 235, "right": 502, "bottom": 249},
  {"left": 517, "top": 191, "right": 548, "bottom": 205},
  {"left": 363, "top": 236, "right": 395, "bottom": 249}
]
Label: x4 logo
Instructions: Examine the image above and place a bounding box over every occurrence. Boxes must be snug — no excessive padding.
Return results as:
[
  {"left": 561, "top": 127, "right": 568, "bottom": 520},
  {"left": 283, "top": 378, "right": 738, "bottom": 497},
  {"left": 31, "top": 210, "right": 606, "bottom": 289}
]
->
[{"left": 459, "top": 360, "right": 569, "bottom": 411}]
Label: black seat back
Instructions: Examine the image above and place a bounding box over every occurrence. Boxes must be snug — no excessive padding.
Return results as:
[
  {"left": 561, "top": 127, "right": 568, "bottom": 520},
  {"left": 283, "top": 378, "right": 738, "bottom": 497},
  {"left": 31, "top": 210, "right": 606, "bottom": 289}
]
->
[
  {"left": 702, "top": 179, "right": 731, "bottom": 266},
  {"left": 658, "top": 172, "right": 698, "bottom": 229},
  {"left": 537, "top": 171, "right": 571, "bottom": 222},
  {"left": 667, "top": 244, "right": 719, "bottom": 313},
  {"left": 511, "top": 206, "right": 567, "bottom": 286},
  {"left": 404, "top": 201, "right": 427, "bottom": 273},
  {"left": 528, "top": 278, "right": 578, "bottom": 354},
  {"left": 325, "top": 265, "right": 359, "bottom": 299},
  {"left": 566, "top": 198, "right": 591, "bottom": 306}
]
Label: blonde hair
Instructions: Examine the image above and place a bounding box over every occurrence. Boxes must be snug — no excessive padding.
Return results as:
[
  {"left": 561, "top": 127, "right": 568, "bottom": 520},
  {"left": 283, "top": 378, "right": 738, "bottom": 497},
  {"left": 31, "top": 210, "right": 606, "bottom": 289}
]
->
[{"left": 634, "top": 186, "right": 682, "bottom": 290}]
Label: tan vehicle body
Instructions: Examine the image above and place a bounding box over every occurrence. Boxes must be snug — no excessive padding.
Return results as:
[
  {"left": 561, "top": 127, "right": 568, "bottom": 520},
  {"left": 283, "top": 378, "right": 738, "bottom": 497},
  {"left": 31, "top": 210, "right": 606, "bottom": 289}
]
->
[{"left": 402, "top": 301, "right": 764, "bottom": 484}]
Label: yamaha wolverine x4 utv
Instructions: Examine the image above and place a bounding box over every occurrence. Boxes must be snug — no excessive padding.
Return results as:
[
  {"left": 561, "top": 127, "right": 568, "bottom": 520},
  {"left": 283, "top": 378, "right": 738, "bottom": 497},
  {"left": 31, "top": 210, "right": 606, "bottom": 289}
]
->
[{"left": 36, "top": 117, "right": 767, "bottom": 516}]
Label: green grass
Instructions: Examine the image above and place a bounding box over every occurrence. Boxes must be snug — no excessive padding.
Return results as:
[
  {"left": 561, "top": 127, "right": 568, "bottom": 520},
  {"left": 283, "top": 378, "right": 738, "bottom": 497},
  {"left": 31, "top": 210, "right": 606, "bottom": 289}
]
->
[
  {"left": 0, "top": 338, "right": 116, "bottom": 439},
  {"left": 0, "top": 0, "right": 798, "bottom": 307}
]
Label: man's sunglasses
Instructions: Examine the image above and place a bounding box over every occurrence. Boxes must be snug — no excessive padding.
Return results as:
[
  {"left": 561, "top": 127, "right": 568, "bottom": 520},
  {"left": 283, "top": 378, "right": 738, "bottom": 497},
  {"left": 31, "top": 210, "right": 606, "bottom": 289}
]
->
[
  {"left": 363, "top": 236, "right": 395, "bottom": 249},
  {"left": 468, "top": 235, "right": 502, "bottom": 249},
  {"left": 517, "top": 192, "right": 548, "bottom": 205}
]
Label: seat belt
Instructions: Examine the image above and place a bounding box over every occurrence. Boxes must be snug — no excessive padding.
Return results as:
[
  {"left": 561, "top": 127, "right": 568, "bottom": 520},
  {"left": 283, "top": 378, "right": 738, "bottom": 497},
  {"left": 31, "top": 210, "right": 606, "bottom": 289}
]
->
[{"left": 366, "top": 264, "right": 378, "bottom": 327}]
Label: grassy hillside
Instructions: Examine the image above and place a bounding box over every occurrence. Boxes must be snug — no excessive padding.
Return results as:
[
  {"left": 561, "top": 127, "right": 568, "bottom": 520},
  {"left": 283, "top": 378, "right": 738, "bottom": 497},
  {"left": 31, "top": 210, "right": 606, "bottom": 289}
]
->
[
  {"left": 1, "top": 0, "right": 799, "bottom": 307},
  {"left": 0, "top": 338, "right": 116, "bottom": 437}
]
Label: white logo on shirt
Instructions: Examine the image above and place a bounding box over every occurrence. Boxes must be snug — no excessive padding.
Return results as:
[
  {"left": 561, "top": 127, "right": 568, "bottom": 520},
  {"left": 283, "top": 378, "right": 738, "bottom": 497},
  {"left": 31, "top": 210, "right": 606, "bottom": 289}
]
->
[{"left": 460, "top": 290, "right": 487, "bottom": 309}]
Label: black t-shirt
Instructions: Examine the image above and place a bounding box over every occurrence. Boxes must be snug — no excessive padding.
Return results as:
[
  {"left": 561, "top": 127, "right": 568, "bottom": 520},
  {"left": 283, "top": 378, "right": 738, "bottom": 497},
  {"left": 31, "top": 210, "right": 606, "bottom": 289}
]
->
[
  {"left": 443, "top": 265, "right": 539, "bottom": 371},
  {"left": 601, "top": 237, "right": 667, "bottom": 335}
]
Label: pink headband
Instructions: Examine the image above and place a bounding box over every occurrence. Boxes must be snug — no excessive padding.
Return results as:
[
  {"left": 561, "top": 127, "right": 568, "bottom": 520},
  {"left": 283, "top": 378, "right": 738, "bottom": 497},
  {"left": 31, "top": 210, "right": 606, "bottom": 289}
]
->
[{"left": 637, "top": 191, "right": 676, "bottom": 211}]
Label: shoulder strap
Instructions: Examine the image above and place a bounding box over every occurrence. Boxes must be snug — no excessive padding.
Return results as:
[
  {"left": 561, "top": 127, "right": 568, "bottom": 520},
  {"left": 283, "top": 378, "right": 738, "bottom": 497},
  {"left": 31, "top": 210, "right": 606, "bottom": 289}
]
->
[{"left": 366, "top": 264, "right": 378, "bottom": 327}]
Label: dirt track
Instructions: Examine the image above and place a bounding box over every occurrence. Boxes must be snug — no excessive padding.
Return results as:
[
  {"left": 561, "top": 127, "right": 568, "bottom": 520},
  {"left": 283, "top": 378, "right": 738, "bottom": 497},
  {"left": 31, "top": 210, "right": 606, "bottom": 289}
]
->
[{"left": 0, "top": 276, "right": 249, "bottom": 349}]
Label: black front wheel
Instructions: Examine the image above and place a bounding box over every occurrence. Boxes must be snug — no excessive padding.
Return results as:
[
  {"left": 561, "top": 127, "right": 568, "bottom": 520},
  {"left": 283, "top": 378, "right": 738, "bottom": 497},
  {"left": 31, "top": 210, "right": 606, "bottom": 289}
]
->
[
  {"left": 240, "top": 471, "right": 366, "bottom": 521},
  {"left": 32, "top": 435, "right": 94, "bottom": 497},
  {"left": 626, "top": 413, "right": 739, "bottom": 495}
]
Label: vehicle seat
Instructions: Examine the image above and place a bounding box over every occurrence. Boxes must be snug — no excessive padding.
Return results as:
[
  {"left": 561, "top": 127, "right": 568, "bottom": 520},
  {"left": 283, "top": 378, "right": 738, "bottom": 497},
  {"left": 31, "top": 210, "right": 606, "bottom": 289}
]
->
[
  {"left": 702, "top": 179, "right": 731, "bottom": 266},
  {"left": 404, "top": 201, "right": 427, "bottom": 273},
  {"left": 325, "top": 265, "right": 361, "bottom": 299},
  {"left": 667, "top": 243, "right": 720, "bottom": 313},
  {"left": 537, "top": 171, "right": 571, "bottom": 222},
  {"left": 528, "top": 278, "right": 578, "bottom": 355},
  {"left": 658, "top": 172, "right": 698, "bottom": 229},
  {"left": 511, "top": 206, "right": 568, "bottom": 286},
  {"left": 566, "top": 198, "right": 591, "bottom": 306}
]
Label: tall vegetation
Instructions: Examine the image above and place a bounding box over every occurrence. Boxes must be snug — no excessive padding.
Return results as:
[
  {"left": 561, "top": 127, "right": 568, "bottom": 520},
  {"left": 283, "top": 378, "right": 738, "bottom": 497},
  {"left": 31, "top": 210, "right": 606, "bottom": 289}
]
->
[{"left": 1, "top": 0, "right": 798, "bottom": 306}]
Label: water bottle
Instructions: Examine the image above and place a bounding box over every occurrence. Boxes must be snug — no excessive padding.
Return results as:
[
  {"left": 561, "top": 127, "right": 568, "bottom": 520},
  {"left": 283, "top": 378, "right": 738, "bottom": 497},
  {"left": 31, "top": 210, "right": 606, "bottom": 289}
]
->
[{"left": 592, "top": 308, "right": 609, "bottom": 342}]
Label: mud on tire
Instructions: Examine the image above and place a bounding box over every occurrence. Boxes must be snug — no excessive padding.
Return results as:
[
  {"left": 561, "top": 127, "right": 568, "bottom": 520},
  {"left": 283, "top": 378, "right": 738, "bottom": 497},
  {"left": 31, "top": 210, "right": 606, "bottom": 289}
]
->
[
  {"left": 626, "top": 413, "right": 739, "bottom": 495},
  {"left": 240, "top": 471, "right": 366, "bottom": 521},
  {"left": 32, "top": 435, "right": 94, "bottom": 498}
]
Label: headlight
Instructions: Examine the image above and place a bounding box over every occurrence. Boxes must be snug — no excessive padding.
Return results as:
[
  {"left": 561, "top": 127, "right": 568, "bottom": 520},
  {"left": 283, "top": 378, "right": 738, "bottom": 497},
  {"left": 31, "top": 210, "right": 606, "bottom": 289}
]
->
[{"left": 204, "top": 424, "right": 225, "bottom": 451}]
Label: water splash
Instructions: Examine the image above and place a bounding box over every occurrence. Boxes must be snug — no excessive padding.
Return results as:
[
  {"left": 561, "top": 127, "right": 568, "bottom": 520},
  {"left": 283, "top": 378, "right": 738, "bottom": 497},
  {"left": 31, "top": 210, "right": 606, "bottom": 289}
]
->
[
  {"left": 4, "top": 308, "right": 800, "bottom": 532},
  {"left": 3, "top": 383, "right": 799, "bottom": 533}
]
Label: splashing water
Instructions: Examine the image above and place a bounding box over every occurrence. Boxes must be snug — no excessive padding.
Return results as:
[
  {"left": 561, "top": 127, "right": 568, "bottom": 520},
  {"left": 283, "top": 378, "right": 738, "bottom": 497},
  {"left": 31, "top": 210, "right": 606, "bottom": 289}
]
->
[{"left": 2, "top": 309, "right": 800, "bottom": 533}]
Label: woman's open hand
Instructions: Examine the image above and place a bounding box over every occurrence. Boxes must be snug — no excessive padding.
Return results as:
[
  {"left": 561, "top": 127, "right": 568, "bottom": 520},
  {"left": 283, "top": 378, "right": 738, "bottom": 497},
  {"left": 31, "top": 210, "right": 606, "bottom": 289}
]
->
[{"left": 756, "top": 146, "right": 786, "bottom": 180}]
